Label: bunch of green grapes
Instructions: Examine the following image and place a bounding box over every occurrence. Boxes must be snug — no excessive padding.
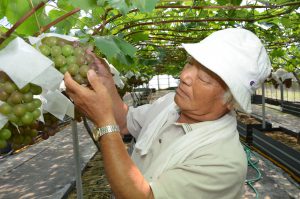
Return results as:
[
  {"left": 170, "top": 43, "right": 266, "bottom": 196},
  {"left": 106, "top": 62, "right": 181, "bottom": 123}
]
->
[
  {"left": 38, "top": 37, "right": 93, "bottom": 85},
  {"left": 38, "top": 113, "right": 60, "bottom": 140},
  {"left": 8, "top": 122, "right": 39, "bottom": 150},
  {"left": 0, "top": 72, "right": 42, "bottom": 127},
  {"left": 0, "top": 72, "right": 43, "bottom": 149}
]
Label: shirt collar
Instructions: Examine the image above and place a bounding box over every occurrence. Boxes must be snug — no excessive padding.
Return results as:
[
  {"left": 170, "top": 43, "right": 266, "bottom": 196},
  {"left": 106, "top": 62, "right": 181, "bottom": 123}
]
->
[{"left": 173, "top": 105, "right": 204, "bottom": 134}]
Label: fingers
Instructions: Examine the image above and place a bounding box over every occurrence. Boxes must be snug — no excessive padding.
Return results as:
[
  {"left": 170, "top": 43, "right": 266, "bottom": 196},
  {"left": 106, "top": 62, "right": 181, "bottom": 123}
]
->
[
  {"left": 64, "top": 72, "right": 82, "bottom": 94},
  {"left": 85, "top": 50, "right": 110, "bottom": 72},
  {"left": 87, "top": 69, "right": 104, "bottom": 93}
]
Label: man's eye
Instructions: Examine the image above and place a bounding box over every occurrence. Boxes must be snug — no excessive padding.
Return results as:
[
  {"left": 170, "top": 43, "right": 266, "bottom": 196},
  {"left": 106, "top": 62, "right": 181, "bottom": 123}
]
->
[{"left": 198, "top": 76, "right": 210, "bottom": 84}]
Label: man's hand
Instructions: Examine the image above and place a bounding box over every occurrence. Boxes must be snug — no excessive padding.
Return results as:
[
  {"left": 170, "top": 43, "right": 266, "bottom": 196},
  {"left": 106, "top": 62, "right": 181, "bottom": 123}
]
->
[
  {"left": 64, "top": 70, "right": 116, "bottom": 127},
  {"left": 86, "top": 51, "right": 114, "bottom": 86}
]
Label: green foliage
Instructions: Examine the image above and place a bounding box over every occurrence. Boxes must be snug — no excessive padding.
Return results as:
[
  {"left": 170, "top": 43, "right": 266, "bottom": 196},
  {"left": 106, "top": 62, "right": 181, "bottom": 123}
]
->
[
  {"left": 217, "top": 0, "right": 242, "bottom": 5},
  {"left": 67, "top": 0, "right": 97, "bottom": 11},
  {"left": 48, "top": 9, "right": 79, "bottom": 34},
  {"left": 94, "top": 35, "right": 137, "bottom": 67},
  {"left": 0, "top": 0, "right": 8, "bottom": 19},
  {"left": 106, "top": 0, "right": 132, "bottom": 15},
  {"left": 132, "top": 0, "right": 160, "bottom": 12}
]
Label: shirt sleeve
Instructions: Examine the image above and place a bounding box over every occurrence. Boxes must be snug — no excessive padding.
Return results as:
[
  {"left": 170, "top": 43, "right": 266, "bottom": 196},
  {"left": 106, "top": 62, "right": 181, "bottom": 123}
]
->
[
  {"left": 150, "top": 156, "right": 245, "bottom": 199},
  {"left": 126, "top": 92, "right": 176, "bottom": 139},
  {"left": 126, "top": 104, "right": 152, "bottom": 139}
]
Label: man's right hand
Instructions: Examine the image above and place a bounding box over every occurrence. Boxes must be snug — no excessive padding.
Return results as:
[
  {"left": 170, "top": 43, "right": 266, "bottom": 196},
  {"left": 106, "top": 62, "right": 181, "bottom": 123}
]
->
[{"left": 86, "top": 51, "right": 115, "bottom": 88}]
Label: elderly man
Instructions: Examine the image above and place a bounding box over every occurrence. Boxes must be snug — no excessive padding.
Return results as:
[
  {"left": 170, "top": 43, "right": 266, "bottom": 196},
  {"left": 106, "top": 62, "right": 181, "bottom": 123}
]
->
[{"left": 65, "top": 28, "right": 271, "bottom": 199}]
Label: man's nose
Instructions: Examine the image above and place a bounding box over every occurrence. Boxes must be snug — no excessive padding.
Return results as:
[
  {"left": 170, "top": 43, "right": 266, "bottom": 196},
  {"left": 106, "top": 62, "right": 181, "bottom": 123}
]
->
[{"left": 180, "top": 66, "right": 194, "bottom": 86}]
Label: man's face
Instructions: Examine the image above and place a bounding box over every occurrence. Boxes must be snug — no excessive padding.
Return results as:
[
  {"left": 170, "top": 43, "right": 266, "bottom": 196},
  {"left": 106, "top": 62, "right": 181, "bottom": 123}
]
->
[{"left": 174, "top": 57, "right": 230, "bottom": 123}]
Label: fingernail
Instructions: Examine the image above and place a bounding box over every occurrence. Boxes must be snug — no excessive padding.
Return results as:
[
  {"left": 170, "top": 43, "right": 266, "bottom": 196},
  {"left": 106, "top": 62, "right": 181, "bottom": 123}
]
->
[{"left": 87, "top": 69, "right": 96, "bottom": 78}]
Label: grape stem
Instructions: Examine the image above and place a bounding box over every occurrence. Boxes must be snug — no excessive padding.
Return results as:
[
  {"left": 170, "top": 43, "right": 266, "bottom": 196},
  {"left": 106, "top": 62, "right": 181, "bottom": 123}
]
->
[
  {"left": 34, "top": 8, "right": 81, "bottom": 36},
  {"left": 0, "top": 1, "right": 46, "bottom": 45}
]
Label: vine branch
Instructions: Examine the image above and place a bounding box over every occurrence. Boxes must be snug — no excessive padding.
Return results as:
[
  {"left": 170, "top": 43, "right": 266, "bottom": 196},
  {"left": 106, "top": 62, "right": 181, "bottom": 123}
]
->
[
  {"left": 34, "top": 8, "right": 81, "bottom": 36},
  {"left": 92, "top": 1, "right": 300, "bottom": 35},
  {"left": 116, "top": 18, "right": 255, "bottom": 34},
  {"left": 0, "top": 1, "right": 45, "bottom": 45}
]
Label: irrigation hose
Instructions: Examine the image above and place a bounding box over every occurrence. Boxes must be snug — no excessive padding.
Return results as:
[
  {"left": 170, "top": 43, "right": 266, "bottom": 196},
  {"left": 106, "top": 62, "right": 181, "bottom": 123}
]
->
[{"left": 243, "top": 144, "right": 262, "bottom": 199}]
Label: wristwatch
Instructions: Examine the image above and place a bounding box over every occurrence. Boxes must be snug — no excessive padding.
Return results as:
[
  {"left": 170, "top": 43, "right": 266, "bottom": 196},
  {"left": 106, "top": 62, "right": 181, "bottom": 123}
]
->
[{"left": 93, "top": 124, "right": 120, "bottom": 140}]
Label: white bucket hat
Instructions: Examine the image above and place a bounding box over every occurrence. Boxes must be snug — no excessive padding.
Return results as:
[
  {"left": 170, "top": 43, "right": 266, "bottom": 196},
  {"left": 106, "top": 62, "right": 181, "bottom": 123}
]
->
[{"left": 182, "top": 28, "right": 272, "bottom": 113}]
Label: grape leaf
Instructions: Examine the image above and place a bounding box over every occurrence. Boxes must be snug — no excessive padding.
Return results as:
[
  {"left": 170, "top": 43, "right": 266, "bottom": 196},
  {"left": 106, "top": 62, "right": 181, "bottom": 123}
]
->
[
  {"left": 113, "top": 37, "right": 137, "bottom": 57},
  {"left": 107, "top": 0, "right": 132, "bottom": 15},
  {"left": 67, "top": 0, "right": 97, "bottom": 11},
  {"left": 0, "top": 0, "right": 8, "bottom": 19},
  {"left": 48, "top": 9, "right": 79, "bottom": 34},
  {"left": 216, "top": 0, "right": 228, "bottom": 5},
  {"left": 94, "top": 35, "right": 122, "bottom": 59},
  {"left": 216, "top": 0, "right": 242, "bottom": 5},
  {"left": 57, "top": 0, "right": 75, "bottom": 12},
  {"left": 94, "top": 35, "right": 137, "bottom": 66},
  {"left": 97, "top": 0, "right": 106, "bottom": 6},
  {"left": 5, "top": 0, "right": 48, "bottom": 35},
  {"left": 132, "top": 0, "right": 159, "bottom": 12},
  {"left": 131, "top": 32, "right": 148, "bottom": 42},
  {"left": 5, "top": 0, "right": 30, "bottom": 24}
]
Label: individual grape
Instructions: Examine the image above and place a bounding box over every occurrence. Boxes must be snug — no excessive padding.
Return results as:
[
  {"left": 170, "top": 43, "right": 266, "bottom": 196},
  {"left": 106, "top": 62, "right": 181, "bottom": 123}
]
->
[
  {"left": 20, "top": 84, "right": 31, "bottom": 93},
  {"left": 85, "top": 54, "right": 94, "bottom": 64},
  {"left": 74, "top": 47, "right": 85, "bottom": 57},
  {"left": 23, "top": 92, "right": 33, "bottom": 103},
  {"left": 26, "top": 102, "right": 36, "bottom": 112},
  {"left": 59, "top": 66, "right": 68, "bottom": 74},
  {"left": 67, "top": 63, "right": 79, "bottom": 76},
  {"left": 66, "top": 56, "right": 77, "bottom": 65},
  {"left": 79, "top": 65, "right": 89, "bottom": 78},
  {"left": 43, "top": 37, "right": 58, "bottom": 46},
  {"left": 39, "top": 45, "right": 51, "bottom": 56},
  {"left": 21, "top": 112, "right": 34, "bottom": 125},
  {"left": 29, "top": 129, "right": 38, "bottom": 137},
  {"left": 32, "top": 109, "right": 41, "bottom": 119},
  {"left": 76, "top": 55, "right": 86, "bottom": 65},
  {"left": 0, "top": 128, "right": 12, "bottom": 140},
  {"left": 54, "top": 55, "right": 66, "bottom": 68},
  {"left": 12, "top": 135, "right": 24, "bottom": 145},
  {"left": 62, "top": 44, "right": 74, "bottom": 56},
  {"left": 30, "top": 84, "right": 42, "bottom": 95},
  {"left": 51, "top": 46, "right": 62, "bottom": 57},
  {"left": 48, "top": 129, "right": 56, "bottom": 136},
  {"left": 0, "top": 88, "right": 9, "bottom": 101},
  {"left": 22, "top": 135, "right": 33, "bottom": 145},
  {"left": 41, "top": 132, "right": 49, "bottom": 140},
  {"left": 0, "top": 139, "right": 7, "bottom": 149},
  {"left": 0, "top": 103, "right": 12, "bottom": 115},
  {"left": 0, "top": 71, "right": 10, "bottom": 83},
  {"left": 73, "top": 74, "right": 85, "bottom": 84},
  {"left": 8, "top": 91, "right": 23, "bottom": 104},
  {"left": 13, "top": 104, "right": 27, "bottom": 117},
  {"left": 3, "top": 81, "right": 17, "bottom": 94},
  {"left": 32, "top": 99, "right": 42, "bottom": 108}
]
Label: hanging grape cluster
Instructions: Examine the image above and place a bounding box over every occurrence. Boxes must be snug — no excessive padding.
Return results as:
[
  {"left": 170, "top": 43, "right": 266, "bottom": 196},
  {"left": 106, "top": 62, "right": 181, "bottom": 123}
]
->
[
  {"left": 0, "top": 71, "right": 43, "bottom": 150},
  {"left": 37, "top": 113, "right": 60, "bottom": 140},
  {"left": 39, "top": 37, "right": 94, "bottom": 85}
]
